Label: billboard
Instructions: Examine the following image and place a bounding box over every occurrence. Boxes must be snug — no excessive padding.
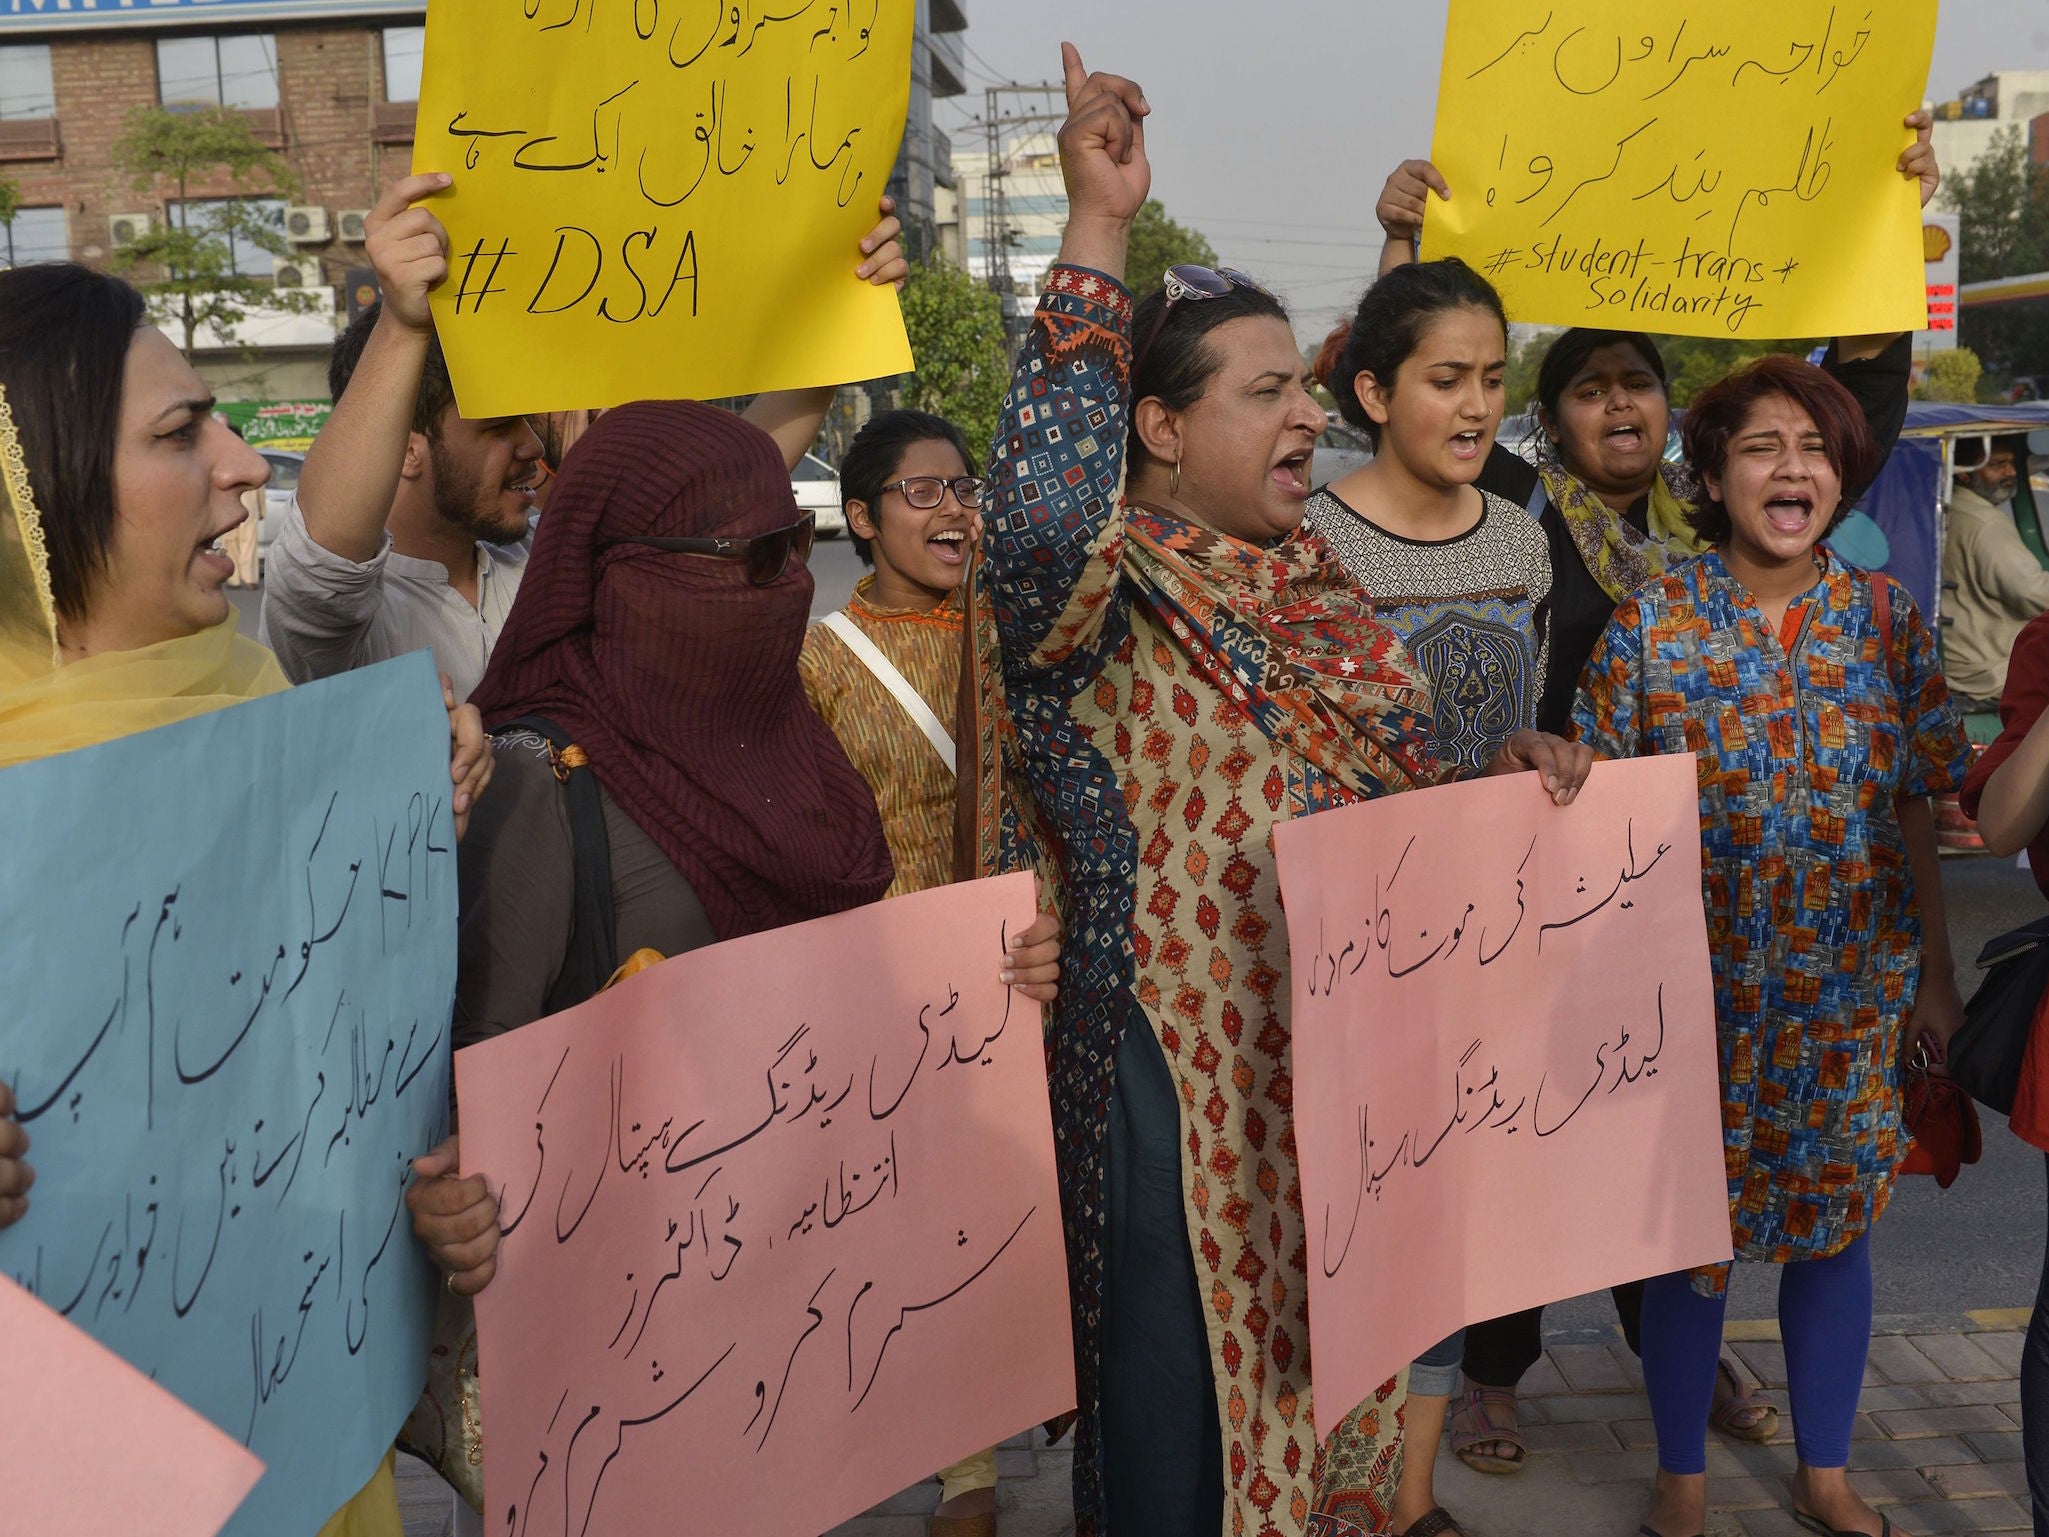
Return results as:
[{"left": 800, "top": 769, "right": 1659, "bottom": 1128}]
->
[{"left": 0, "top": 0, "right": 420, "bottom": 30}]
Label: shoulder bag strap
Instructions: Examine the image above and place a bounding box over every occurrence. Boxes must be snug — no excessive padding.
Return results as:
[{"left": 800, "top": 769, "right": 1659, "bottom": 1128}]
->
[{"left": 821, "top": 611, "right": 956, "bottom": 776}]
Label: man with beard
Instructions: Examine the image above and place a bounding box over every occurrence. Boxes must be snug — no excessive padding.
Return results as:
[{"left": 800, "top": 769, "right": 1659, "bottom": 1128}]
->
[
  {"left": 1945, "top": 434, "right": 2049, "bottom": 711},
  {"left": 261, "top": 171, "right": 907, "bottom": 698}
]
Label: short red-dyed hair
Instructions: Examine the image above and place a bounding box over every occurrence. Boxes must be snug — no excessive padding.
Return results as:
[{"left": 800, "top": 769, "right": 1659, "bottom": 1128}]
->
[{"left": 1680, "top": 354, "right": 1881, "bottom": 543}]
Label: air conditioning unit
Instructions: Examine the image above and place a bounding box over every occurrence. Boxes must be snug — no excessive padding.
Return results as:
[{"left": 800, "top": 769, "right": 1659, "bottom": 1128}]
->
[
  {"left": 272, "top": 255, "right": 318, "bottom": 288},
  {"left": 108, "top": 211, "right": 154, "bottom": 248},
  {"left": 285, "top": 205, "right": 331, "bottom": 243},
  {"left": 337, "top": 208, "right": 371, "bottom": 243}
]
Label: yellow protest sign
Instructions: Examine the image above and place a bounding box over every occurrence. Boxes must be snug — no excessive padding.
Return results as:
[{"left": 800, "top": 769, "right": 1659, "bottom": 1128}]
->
[
  {"left": 415, "top": 0, "right": 914, "bottom": 417},
  {"left": 1423, "top": 2, "right": 1936, "bottom": 339}
]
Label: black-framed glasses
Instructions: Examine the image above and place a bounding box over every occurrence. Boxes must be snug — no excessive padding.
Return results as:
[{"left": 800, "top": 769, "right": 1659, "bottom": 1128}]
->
[
  {"left": 1135, "top": 265, "right": 1268, "bottom": 375},
  {"left": 601, "top": 513, "right": 815, "bottom": 586},
  {"left": 881, "top": 475, "right": 990, "bottom": 510}
]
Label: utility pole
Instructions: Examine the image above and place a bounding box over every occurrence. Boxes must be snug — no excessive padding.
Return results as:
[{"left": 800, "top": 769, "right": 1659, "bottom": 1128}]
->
[{"left": 978, "top": 82, "right": 1062, "bottom": 350}]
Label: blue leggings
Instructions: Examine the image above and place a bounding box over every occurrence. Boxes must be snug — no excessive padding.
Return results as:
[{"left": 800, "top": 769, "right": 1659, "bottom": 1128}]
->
[{"left": 1639, "top": 1234, "right": 1872, "bottom": 1475}]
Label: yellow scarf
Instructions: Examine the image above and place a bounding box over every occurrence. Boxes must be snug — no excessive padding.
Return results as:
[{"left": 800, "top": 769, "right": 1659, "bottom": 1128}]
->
[
  {"left": 0, "top": 384, "right": 286, "bottom": 769},
  {"left": 1537, "top": 458, "right": 1712, "bottom": 603}
]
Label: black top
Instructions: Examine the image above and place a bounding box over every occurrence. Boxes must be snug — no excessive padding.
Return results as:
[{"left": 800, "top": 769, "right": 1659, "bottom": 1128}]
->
[{"left": 1480, "top": 334, "right": 1914, "bottom": 733}]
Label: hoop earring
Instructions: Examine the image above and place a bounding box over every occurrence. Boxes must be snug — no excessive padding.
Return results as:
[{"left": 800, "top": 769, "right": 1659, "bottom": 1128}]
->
[{"left": 1170, "top": 453, "right": 1182, "bottom": 498}]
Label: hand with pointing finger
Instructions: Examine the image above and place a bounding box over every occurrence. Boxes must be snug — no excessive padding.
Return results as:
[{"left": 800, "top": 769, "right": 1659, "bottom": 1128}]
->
[{"left": 1054, "top": 41, "right": 1151, "bottom": 278}]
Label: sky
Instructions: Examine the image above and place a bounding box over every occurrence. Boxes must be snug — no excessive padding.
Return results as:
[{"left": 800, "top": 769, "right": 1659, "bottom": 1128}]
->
[{"left": 942, "top": 1, "right": 2049, "bottom": 341}]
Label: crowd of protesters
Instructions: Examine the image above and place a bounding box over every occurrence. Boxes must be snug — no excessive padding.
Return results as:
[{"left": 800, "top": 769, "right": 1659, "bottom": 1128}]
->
[{"left": 5, "top": 32, "right": 2049, "bottom": 1537}]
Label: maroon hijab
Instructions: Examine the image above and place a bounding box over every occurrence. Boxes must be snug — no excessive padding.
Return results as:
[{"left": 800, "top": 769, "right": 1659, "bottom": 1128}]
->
[{"left": 471, "top": 400, "right": 893, "bottom": 939}]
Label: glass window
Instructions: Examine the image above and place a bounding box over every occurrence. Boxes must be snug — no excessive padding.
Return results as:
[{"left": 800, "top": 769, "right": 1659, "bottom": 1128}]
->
[
  {"left": 261, "top": 452, "right": 303, "bottom": 489},
  {"left": 157, "top": 35, "right": 278, "bottom": 111},
  {"left": 793, "top": 454, "right": 835, "bottom": 483},
  {"left": 168, "top": 199, "right": 287, "bottom": 279},
  {"left": 381, "top": 26, "right": 424, "bottom": 103},
  {"left": 0, "top": 45, "right": 55, "bottom": 120},
  {"left": 0, "top": 207, "right": 67, "bottom": 266}
]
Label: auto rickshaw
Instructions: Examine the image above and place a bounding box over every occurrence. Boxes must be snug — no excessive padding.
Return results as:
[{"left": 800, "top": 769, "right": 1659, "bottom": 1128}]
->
[{"left": 1861, "top": 402, "right": 2049, "bottom": 849}]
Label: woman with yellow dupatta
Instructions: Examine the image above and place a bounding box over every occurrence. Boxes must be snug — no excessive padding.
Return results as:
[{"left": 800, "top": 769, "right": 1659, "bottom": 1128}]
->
[{"left": 0, "top": 262, "right": 492, "bottom": 1536}]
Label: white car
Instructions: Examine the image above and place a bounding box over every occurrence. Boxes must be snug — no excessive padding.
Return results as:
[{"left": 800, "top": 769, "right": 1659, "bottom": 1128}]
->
[
  {"left": 256, "top": 449, "right": 304, "bottom": 553},
  {"left": 792, "top": 451, "right": 847, "bottom": 537}
]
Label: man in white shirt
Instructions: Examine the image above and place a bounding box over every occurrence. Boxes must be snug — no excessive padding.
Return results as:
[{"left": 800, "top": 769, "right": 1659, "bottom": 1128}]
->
[
  {"left": 1944, "top": 435, "right": 2049, "bottom": 709},
  {"left": 262, "top": 171, "right": 909, "bottom": 699}
]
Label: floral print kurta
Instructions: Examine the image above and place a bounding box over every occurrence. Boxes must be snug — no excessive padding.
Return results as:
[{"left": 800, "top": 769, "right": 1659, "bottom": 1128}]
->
[{"left": 1572, "top": 549, "right": 1971, "bottom": 1288}]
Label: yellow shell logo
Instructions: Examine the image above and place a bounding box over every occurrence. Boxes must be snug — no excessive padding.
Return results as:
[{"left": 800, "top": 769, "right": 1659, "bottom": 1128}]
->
[{"left": 1924, "top": 223, "right": 1954, "bottom": 263}]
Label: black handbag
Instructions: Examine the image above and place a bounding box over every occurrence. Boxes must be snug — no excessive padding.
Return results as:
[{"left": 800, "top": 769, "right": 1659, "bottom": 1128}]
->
[{"left": 1948, "top": 915, "right": 2049, "bottom": 1116}]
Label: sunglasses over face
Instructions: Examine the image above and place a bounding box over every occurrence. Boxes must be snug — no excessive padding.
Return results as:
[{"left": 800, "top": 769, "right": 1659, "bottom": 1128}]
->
[{"left": 602, "top": 512, "right": 816, "bottom": 586}]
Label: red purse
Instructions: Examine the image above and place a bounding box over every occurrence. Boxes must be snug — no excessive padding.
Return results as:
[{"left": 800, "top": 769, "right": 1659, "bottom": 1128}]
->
[{"left": 1900, "top": 1037, "right": 1983, "bottom": 1188}]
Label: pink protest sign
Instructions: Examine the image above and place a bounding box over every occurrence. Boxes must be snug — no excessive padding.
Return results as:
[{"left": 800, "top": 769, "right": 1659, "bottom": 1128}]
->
[
  {"left": 0, "top": 1273, "right": 265, "bottom": 1536},
  {"left": 455, "top": 871, "right": 1074, "bottom": 1536},
  {"left": 1273, "top": 754, "right": 1732, "bottom": 1423}
]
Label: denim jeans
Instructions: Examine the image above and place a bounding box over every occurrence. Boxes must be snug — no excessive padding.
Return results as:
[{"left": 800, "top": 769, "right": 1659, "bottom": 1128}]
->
[{"left": 1410, "top": 1329, "right": 1468, "bottom": 1398}]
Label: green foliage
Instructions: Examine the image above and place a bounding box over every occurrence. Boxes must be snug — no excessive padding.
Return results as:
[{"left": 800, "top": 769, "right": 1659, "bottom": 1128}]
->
[
  {"left": 1914, "top": 347, "right": 1985, "bottom": 403},
  {"left": 1941, "top": 124, "right": 2049, "bottom": 387},
  {"left": 107, "top": 105, "right": 322, "bottom": 354},
  {"left": 1658, "top": 336, "right": 1816, "bottom": 407},
  {"left": 1124, "top": 200, "right": 1219, "bottom": 297},
  {"left": 0, "top": 172, "right": 18, "bottom": 232},
  {"left": 1502, "top": 329, "right": 1555, "bottom": 418},
  {"left": 897, "top": 253, "right": 1011, "bottom": 458}
]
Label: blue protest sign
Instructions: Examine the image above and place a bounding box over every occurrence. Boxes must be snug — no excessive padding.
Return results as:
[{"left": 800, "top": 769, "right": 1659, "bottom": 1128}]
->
[{"left": 0, "top": 652, "right": 455, "bottom": 1536}]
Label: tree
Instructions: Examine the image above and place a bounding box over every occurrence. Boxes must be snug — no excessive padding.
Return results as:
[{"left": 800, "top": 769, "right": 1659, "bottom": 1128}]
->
[
  {"left": 1915, "top": 347, "right": 1985, "bottom": 403},
  {"left": 897, "top": 253, "right": 1011, "bottom": 457},
  {"left": 1658, "top": 335, "right": 1816, "bottom": 406},
  {"left": 1124, "top": 200, "right": 1218, "bottom": 294},
  {"left": 1942, "top": 124, "right": 2049, "bottom": 386},
  {"left": 0, "top": 171, "right": 18, "bottom": 237},
  {"left": 107, "top": 106, "right": 323, "bottom": 356}
]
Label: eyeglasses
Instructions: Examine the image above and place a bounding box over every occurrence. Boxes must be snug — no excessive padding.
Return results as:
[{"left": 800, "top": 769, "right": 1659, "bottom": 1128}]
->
[
  {"left": 880, "top": 475, "right": 991, "bottom": 510},
  {"left": 601, "top": 513, "right": 815, "bottom": 586},
  {"left": 1134, "top": 264, "right": 1268, "bottom": 375}
]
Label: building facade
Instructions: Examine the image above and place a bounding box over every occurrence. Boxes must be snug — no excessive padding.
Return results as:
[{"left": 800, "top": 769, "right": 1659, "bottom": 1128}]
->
[
  {"left": 1929, "top": 69, "right": 2049, "bottom": 182},
  {"left": 0, "top": 0, "right": 962, "bottom": 404},
  {"left": 942, "top": 125, "right": 1065, "bottom": 341}
]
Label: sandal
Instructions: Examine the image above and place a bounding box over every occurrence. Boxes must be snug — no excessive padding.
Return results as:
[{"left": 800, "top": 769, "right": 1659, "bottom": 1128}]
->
[
  {"left": 1708, "top": 1353, "right": 1780, "bottom": 1444},
  {"left": 1398, "top": 1510, "right": 1464, "bottom": 1537},
  {"left": 1449, "top": 1386, "right": 1526, "bottom": 1474},
  {"left": 1792, "top": 1515, "right": 1892, "bottom": 1537}
]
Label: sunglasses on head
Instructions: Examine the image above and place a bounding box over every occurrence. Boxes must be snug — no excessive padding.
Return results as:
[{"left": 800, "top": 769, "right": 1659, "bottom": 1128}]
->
[
  {"left": 880, "top": 475, "right": 991, "bottom": 511},
  {"left": 601, "top": 512, "right": 815, "bottom": 586},
  {"left": 1135, "top": 265, "right": 1269, "bottom": 375}
]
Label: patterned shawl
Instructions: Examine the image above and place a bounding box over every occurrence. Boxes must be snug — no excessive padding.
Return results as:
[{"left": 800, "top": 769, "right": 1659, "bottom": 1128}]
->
[
  {"left": 1120, "top": 504, "right": 1443, "bottom": 799},
  {"left": 1538, "top": 458, "right": 1710, "bottom": 603}
]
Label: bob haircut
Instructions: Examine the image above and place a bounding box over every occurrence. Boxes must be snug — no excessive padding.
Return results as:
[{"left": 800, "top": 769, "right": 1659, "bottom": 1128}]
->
[
  {"left": 1681, "top": 354, "right": 1881, "bottom": 544},
  {"left": 837, "top": 408, "right": 976, "bottom": 565},
  {"left": 0, "top": 263, "right": 150, "bottom": 621}
]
